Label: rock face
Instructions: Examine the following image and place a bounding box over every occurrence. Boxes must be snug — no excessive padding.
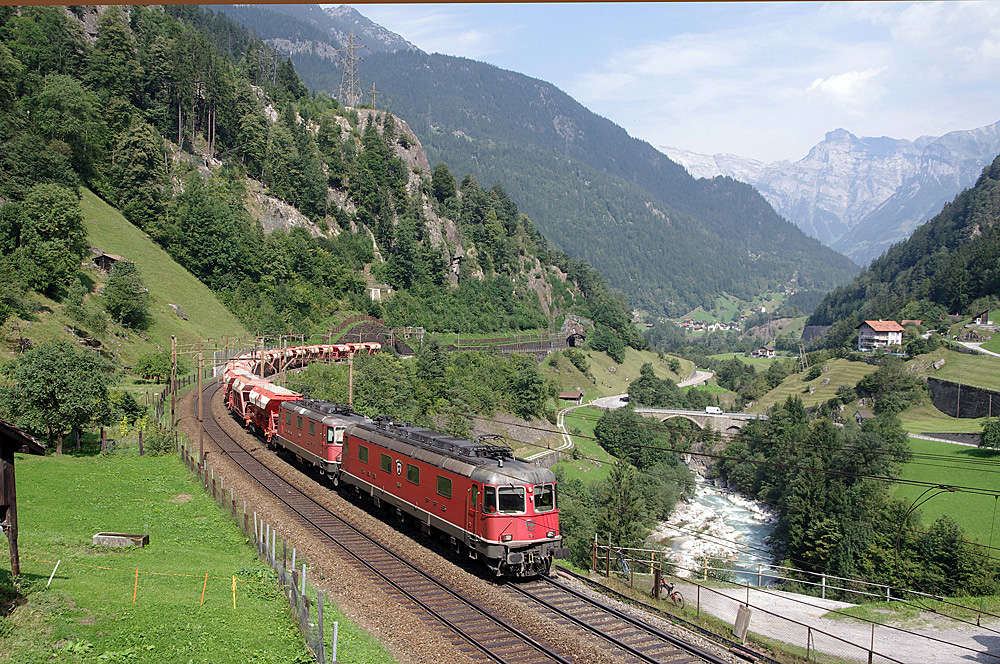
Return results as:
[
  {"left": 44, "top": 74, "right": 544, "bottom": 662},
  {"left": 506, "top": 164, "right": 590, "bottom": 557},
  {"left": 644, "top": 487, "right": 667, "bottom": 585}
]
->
[{"left": 661, "top": 120, "right": 1000, "bottom": 265}]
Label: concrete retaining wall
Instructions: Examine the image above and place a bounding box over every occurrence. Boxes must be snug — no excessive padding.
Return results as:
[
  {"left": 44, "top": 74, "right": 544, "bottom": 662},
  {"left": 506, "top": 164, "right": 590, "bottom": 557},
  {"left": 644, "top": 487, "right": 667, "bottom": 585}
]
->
[{"left": 927, "top": 377, "right": 1000, "bottom": 419}]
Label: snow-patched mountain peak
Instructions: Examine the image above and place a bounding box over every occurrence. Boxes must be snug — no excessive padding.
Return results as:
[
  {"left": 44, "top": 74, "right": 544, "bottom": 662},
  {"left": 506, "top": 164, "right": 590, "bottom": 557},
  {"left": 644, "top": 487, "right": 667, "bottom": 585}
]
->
[{"left": 660, "top": 120, "right": 1000, "bottom": 265}]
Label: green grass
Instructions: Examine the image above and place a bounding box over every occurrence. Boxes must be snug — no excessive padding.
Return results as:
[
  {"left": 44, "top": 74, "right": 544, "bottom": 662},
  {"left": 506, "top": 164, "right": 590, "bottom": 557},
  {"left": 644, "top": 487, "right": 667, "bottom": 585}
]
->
[
  {"left": 897, "top": 402, "right": 988, "bottom": 434},
  {"left": 981, "top": 333, "right": 1000, "bottom": 354},
  {"left": 80, "top": 188, "right": 250, "bottom": 366},
  {"left": 893, "top": 438, "right": 1000, "bottom": 543},
  {"left": 750, "top": 359, "right": 877, "bottom": 413},
  {"left": 708, "top": 353, "right": 789, "bottom": 370},
  {"left": 553, "top": 406, "right": 617, "bottom": 485},
  {"left": 911, "top": 347, "right": 1000, "bottom": 392},
  {"left": 542, "top": 347, "right": 694, "bottom": 404},
  {"left": 0, "top": 452, "right": 394, "bottom": 664},
  {"left": 828, "top": 593, "right": 1000, "bottom": 625}
]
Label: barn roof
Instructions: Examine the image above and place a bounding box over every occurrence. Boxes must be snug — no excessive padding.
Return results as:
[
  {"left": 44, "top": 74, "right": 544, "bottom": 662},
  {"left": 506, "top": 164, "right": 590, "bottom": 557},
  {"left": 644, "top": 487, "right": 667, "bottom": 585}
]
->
[{"left": 0, "top": 419, "right": 45, "bottom": 455}]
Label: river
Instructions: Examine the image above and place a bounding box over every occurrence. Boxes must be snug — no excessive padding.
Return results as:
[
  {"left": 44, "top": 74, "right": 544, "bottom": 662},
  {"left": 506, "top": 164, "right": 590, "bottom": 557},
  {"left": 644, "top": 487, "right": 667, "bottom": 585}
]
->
[{"left": 649, "top": 478, "right": 778, "bottom": 584}]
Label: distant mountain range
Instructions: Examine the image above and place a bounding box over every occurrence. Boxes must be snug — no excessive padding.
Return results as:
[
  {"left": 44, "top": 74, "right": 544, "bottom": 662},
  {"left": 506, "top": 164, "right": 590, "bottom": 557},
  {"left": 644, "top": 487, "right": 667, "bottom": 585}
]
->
[
  {"left": 662, "top": 122, "right": 1000, "bottom": 266},
  {"left": 215, "top": 4, "right": 859, "bottom": 316}
]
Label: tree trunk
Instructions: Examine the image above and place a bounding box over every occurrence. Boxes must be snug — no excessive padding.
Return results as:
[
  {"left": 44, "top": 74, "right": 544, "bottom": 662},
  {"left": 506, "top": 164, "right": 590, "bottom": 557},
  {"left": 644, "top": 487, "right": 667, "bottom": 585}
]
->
[
  {"left": 74, "top": 427, "right": 81, "bottom": 451},
  {"left": 178, "top": 100, "right": 183, "bottom": 149},
  {"left": 56, "top": 432, "right": 63, "bottom": 456}
]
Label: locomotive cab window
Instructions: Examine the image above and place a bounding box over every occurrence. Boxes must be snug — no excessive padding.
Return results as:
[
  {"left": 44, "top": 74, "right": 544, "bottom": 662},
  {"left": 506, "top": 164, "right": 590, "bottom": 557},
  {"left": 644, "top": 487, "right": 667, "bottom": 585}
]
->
[
  {"left": 470, "top": 485, "right": 478, "bottom": 510},
  {"left": 380, "top": 454, "right": 391, "bottom": 472},
  {"left": 406, "top": 464, "right": 419, "bottom": 485},
  {"left": 483, "top": 486, "right": 497, "bottom": 513},
  {"left": 437, "top": 476, "right": 452, "bottom": 499},
  {"left": 309, "top": 421, "right": 315, "bottom": 436},
  {"left": 534, "top": 484, "right": 556, "bottom": 513},
  {"left": 358, "top": 445, "right": 368, "bottom": 463},
  {"left": 498, "top": 487, "right": 526, "bottom": 514},
  {"left": 327, "top": 427, "right": 335, "bottom": 444}
]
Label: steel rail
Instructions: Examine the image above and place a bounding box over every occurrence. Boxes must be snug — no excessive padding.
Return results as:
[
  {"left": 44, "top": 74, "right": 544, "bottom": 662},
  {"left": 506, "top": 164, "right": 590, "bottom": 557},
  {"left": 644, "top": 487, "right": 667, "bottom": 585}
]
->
[{"left": 197, "top": 381, "right": 571, "bottom": 664}]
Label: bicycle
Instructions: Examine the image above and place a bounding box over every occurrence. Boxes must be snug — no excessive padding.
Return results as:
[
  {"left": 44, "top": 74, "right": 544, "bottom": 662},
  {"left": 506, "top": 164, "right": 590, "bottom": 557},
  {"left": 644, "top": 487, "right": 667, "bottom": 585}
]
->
[{"left": 655, "top": 577, "right": 684, "bottom": 609}]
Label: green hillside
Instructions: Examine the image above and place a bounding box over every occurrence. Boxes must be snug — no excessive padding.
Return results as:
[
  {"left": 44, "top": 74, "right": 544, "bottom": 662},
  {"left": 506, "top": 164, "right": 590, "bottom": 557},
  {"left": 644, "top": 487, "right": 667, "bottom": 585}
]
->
[
  {"left": 749, "top": 358, "right": 877, "bottom": 413},
  {"left": 0, "top": 188, "right": 249, "bottom": 367},
  {"left": 214, "top": 5, "right": 858, "bottom": 317},
  {"left": 80, "top": 189, "right": 249, "bottom": 365},
  {"left": 542, "top": 347, "right": 693, "bottom": 404}
]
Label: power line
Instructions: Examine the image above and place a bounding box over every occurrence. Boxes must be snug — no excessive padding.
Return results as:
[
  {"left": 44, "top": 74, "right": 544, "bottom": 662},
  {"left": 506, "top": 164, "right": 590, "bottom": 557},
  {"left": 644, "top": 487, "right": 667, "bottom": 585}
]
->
[{"left": 463, "top": 410, "right": 1000, "bottom": 497}]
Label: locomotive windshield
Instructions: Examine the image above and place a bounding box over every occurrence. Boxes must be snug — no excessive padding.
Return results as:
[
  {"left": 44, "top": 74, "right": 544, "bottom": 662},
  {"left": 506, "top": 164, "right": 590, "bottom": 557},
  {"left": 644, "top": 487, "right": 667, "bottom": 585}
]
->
[
  {"left": 534, "top": 484, "right": 555, "bottom": 512},
  {"left": 498, "top": 487, "right": 525, "bottom": 514}
]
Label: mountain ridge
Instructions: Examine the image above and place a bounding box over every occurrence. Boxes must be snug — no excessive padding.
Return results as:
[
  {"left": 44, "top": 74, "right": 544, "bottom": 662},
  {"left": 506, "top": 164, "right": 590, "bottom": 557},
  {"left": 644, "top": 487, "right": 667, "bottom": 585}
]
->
[
  {"left": 214, "top": 4, "right": 858, "bottom": 316},
  {"left": 661, "top": 121, "right": 1000, "bottom": 266}
]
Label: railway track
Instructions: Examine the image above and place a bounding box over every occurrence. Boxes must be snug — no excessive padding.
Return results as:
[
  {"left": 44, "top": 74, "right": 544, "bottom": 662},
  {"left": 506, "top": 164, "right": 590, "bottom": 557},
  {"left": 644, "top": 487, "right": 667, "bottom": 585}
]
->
[
  {"left": 195, "top": 380, "right": 729, "bottom": 664},
  {"left": 506, "top": 575, "right": 726, "bottom": 664}
]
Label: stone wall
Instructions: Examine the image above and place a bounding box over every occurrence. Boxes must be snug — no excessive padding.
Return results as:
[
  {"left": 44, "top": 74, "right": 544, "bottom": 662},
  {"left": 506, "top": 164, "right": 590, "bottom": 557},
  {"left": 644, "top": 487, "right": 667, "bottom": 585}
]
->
[{"left": 926, "top": 377, "right": 1000, "bottom": 418}]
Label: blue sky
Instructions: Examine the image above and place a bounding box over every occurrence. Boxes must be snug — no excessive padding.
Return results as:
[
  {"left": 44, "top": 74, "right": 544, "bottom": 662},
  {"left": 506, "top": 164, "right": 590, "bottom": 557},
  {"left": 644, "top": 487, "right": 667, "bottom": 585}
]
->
[{"left": 346, "top": 2, "right": 1000, "bottom": 163}]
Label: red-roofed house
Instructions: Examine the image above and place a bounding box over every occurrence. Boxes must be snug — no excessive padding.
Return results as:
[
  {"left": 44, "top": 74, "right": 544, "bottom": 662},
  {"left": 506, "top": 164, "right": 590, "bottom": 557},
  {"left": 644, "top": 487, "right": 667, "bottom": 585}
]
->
[{"left": 856, "top": 320, "right": 905, "bottom": 352}]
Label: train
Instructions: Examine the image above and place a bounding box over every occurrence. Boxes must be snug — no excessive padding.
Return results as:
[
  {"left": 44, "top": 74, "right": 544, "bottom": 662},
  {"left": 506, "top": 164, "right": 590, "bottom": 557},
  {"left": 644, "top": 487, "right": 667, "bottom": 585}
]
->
[{"left": 221, "top": 343, "right": 567, "bottom": 577}]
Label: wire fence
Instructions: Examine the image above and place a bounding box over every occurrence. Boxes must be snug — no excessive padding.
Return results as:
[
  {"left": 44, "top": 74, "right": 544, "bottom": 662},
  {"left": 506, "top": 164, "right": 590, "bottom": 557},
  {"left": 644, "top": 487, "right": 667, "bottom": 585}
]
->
[
  {"left": 178, "top": 440, "right": 338, "bottom": 663},
  {"left": 590, "top": 542, "right": 999, "bottom": 664}
]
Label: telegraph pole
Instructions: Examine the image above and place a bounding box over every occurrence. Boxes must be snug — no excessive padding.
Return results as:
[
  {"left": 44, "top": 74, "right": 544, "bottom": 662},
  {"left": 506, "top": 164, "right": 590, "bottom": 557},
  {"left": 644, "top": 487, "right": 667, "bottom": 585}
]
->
[
  {"left": 198, "top": 348, "right": 204, "bottom": 467},
  {"left": 348, "top": 352, "right": 354, "bottom": 407},
  {"left": 170, "top": 335, "right": 177, "bottom": 428}
]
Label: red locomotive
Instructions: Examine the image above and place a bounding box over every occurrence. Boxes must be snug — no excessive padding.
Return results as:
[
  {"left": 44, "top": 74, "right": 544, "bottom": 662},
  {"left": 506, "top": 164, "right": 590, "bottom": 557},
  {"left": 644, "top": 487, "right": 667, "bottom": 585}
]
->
[{"left": 221, "top": 343, "right": 567, "bottom": 576}]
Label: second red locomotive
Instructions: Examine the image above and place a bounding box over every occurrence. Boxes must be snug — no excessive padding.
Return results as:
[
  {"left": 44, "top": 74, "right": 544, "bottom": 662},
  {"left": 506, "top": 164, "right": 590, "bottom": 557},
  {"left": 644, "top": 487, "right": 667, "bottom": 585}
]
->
[{"left": 221, "top": 344, "right": 567, "bottom": 577}]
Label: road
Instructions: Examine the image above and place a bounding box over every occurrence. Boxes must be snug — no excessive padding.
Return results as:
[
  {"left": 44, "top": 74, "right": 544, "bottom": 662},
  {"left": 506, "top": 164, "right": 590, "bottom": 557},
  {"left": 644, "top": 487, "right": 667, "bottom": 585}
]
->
[
  {"left": 525, "top": 368, "right": 725, "bottom": 462},
  {"left": 954, "top": 340, "right": 1000, "bottom": 358}
]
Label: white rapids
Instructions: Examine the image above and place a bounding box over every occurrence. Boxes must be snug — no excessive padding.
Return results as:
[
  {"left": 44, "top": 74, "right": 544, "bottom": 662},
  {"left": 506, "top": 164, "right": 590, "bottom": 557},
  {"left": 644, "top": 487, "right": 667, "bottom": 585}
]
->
[{"left": 649, "top": 478, "right": 777, "bottom": 583}]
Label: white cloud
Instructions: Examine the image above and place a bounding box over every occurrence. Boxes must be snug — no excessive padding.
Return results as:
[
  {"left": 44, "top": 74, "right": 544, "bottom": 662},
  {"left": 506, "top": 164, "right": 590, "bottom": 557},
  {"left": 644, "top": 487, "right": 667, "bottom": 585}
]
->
[
  {"left": 355, "top": 5, "right": 511, "bottom": 60},
  {"left": 807, "top": 67, "right": 886, "bottom": 107},
  {"left": 566, "top": 2, "right": 1000, "bottom": 162}
]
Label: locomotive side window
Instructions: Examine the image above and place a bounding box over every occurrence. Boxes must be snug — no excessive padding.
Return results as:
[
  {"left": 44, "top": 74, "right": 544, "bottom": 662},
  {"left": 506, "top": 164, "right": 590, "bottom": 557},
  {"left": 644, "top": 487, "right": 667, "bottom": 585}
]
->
[
  {"left": 534, "top": 484, "right": 555, "bottom": 512},
  {"left": 296, "top": 416, "right": 303, "bottom": 429},
  {"left": 483, "top": 486, "right": 497, "bottom": 513},
  {"left": 470, "top": 485, "right": 478, "bottom": 510},
  {"left": 498, "top": 487, "right": 526, "bottom": 514},
  {"left": 359, "top": 445, "right": 369, "bottom": 463},
  {"left": 406, "top": 464, "right": 419, "bottom": 485},
  {"left": 380, "top": 454, "right": 391, "bottom": 472},
  {"left": 437, "top": 476, "right": 452, "bottom": 499},
  {"left": 285, "top": 412, "right": 291, "bottom": 425},
  {"left": 309, "top": 421, "right": 315, "bottom": 436}
]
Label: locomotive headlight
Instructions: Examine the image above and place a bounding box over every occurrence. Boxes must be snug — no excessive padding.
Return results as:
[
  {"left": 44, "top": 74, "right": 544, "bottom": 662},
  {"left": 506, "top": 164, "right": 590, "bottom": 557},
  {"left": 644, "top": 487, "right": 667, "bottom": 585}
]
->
[
  {"left": 501, "top": 534, "right": 513, "bottom": 542},
  {"left": 547, "top": 531, "right": 556, "bottom": 538}
]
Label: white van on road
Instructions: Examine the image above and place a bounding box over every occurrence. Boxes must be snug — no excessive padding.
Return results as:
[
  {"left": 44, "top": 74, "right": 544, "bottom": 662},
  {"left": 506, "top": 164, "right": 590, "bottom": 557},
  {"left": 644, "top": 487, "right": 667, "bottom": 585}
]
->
[{"left": 704, "top": 406, "right": 723, "bottom": 415}]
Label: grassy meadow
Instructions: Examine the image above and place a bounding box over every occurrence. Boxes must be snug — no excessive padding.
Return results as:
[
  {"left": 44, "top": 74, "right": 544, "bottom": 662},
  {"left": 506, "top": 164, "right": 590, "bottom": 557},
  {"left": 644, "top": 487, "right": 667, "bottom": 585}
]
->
[
  {"left": 749, "top": 358, "right": 877, "bottom": 413},
  {"left": 1, "top": 188, "right": 249, "bottom": 368},
  {"left": 542, "top": 347, "right": 694, "bottom": 404},
  {"left": 0, "top": 452, "right": 394, "bottom": 664},
  {"left": 893, "top": 438, "right": 1000, "bottom": 544},
  {"left": 553, "top": 406, "right": 617, "bottom": 485}
]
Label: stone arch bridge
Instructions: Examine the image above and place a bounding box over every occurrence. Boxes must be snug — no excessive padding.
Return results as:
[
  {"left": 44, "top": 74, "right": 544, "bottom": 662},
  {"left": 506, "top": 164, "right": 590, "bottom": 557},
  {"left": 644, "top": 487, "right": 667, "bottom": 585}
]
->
[{"left": 633, "top": 408, "right": 763, "bottom": 435}]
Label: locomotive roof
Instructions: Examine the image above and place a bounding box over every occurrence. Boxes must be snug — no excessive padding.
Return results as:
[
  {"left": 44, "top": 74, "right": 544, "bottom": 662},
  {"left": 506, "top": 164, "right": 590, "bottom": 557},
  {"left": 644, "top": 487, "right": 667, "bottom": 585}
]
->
[
  {"left": 351, "top": 422, "right": 555, "bottom": 485},
  {"left": 282, "top": 398, "right": 370, "bottom": 427}
]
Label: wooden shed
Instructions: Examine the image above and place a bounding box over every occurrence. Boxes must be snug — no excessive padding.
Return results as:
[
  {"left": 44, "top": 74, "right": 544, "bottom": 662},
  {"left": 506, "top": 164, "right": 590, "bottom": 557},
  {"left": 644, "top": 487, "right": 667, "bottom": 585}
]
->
[{"left": 1, "top": 419, "right": 45, "bottom": 575}]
